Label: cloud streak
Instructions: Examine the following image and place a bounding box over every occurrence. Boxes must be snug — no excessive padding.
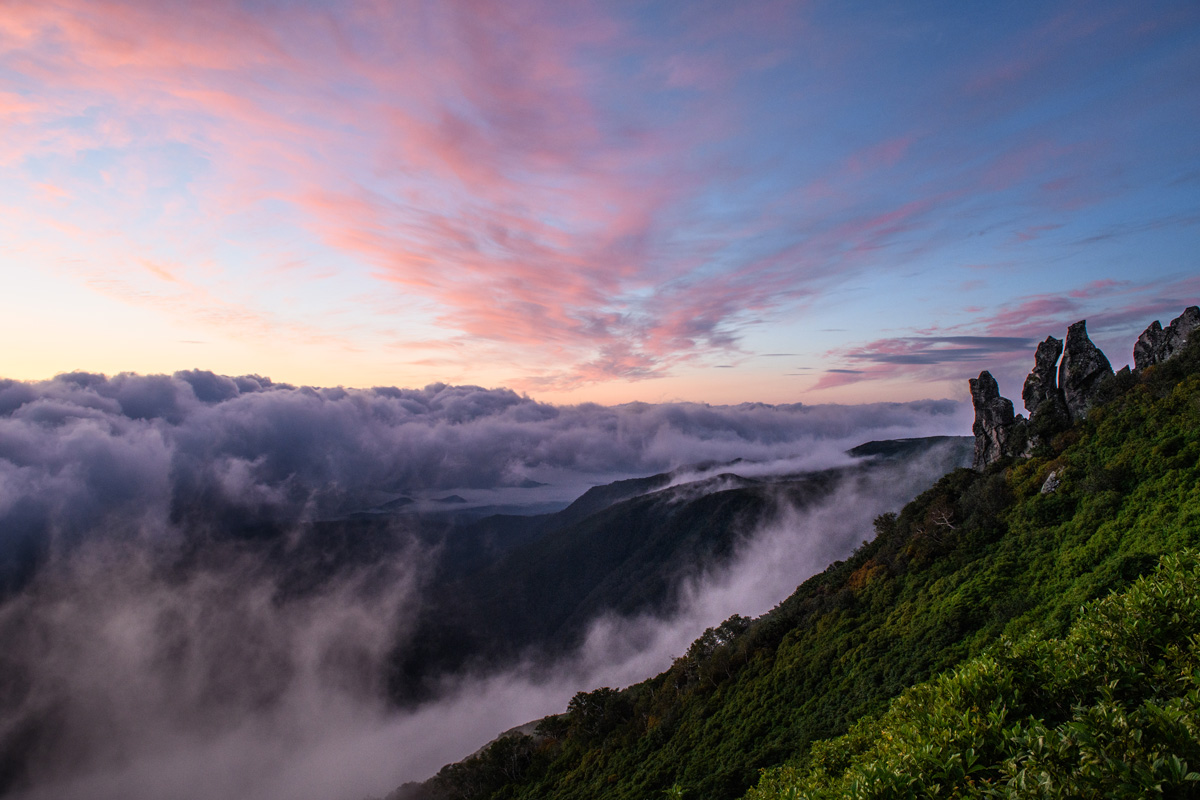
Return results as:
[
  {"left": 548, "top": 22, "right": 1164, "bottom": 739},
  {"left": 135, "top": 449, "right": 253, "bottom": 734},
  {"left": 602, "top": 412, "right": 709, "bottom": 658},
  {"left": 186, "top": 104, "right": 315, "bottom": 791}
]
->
[
  {"left": 814, "top": 277, "right": 1200, "bottom": 395},
  {"left": 3, "top": 2, "right": 1197, "bottom": 395}
]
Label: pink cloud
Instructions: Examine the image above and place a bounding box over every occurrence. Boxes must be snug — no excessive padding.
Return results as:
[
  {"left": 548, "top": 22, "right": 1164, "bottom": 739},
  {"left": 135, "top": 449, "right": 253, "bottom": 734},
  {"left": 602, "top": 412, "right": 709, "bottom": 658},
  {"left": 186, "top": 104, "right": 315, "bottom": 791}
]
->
[
  {"left": 811, "top": 365, "right": 893, "bottom": 392},
  {"left": 979, "top": 139, "right": 1076, "bottom": 192},
  {"left": 6, "top": 0, "right": 1192, "bottom": 396},
  {"left": 0, "top": 2, "right": 688, "bottom": 381},
  {"left": 1011, "top": 223, "right": 1063, "bottom": 243},
  {"left": 815, "top": 275, "right": 1200, "bottom": 393},
  {"left": 962, "top": 5, "right": 1127, "bottom": 97},
  {"left": 0, "top": 4, "right": 962, "bottom": 390},
  {"left": 844, "top": 135, "right": 915, "bottom": 176},
  {"left": 1067, "top": 279, "right": 1130, "bottom": 299}
]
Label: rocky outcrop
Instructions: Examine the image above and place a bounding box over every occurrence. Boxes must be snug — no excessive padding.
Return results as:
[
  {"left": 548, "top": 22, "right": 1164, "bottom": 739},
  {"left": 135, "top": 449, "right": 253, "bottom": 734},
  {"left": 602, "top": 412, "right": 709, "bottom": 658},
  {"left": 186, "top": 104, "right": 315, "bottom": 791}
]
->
[
  {"left": 971, "top": 307, "right": 1198, "bottom": 471},
  {"left": 1133, "top": 306, "right": 1200, "bottom": 370},
  {"left": 1021, "top": 336, "right": 1069, "bottom": 435},
  {"left": 970, "top": 371, "right": 1022, "bottom": 470},
  {"left": 1135, "top": 321, "right": 1165, "bottom": 370},
  {"left": 972, "top": 319, "right": 1109, "bottom": 468},
  {"left": 1059, "top": 320, "right": 1113, "bottom": 421},
  {"left": 1020, "top": 335, "right": 1071, "bottom": 450}
]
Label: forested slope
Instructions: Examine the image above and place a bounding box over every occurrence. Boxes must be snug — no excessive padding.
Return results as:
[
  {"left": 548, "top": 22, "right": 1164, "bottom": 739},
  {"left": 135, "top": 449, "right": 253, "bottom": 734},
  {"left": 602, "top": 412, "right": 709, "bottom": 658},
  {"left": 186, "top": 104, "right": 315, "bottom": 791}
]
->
[
  {"left": 393, "top": 334, "right": 1200, "bottom": 800},
  {"left": 390, "top": 439, "right": 968, "bottom": 702},
  {"left": 747, "top": 550, "right": 1200, "bottom": 798}
]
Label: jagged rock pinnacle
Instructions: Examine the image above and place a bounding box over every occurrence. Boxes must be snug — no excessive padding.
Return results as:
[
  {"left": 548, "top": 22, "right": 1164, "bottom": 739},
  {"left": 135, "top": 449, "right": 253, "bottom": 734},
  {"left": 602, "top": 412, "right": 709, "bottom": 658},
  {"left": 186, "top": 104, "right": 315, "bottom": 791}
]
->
[
  {"left": 1059, "top": 320, "right": 1112, "bottom": 421},
  {"left": 970, "top": 370, "right": 1019, "bottom": 470},
  {"left": 971, "top": 306, "right": 1197, "bottom": 471},
  {"left": 1134, "top": 306, "right": 1200, "bottom": 370},
  {"left": 1134, "top": 320, "right": 1165, "bottom": 371},
  {"left": 1022, "top": 336, "right": 1065, "bottom": 417},
  {"left": 1021, "top": 336, "right": 1069, "bottom": 448}
]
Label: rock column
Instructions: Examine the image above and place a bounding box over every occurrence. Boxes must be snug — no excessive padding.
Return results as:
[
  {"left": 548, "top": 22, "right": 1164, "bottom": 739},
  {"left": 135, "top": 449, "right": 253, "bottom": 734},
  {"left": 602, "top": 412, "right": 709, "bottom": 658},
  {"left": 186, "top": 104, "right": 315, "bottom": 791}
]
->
[
  {"left": 1059, "top": 321, "right": 1113, "bottom": 421},
  {"left": 970, "top": 370, "right": 1019, "bottom": 470}
]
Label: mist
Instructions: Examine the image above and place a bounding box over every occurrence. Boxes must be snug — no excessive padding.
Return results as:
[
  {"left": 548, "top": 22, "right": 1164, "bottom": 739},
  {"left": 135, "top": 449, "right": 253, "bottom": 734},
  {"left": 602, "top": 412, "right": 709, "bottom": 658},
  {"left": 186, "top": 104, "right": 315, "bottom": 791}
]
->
[
  {"left": 0, "top": 371, "right": 966, "bottom": 540},
  {"left": 0, "top": 371, "right": 970, "bottom": 799}
]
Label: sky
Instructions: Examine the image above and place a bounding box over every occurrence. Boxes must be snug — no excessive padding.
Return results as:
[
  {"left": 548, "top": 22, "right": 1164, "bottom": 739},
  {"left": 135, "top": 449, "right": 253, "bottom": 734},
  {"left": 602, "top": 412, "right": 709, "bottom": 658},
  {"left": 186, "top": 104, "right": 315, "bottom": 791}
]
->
[{"left": 1, "top": 0, "right": 1198, "bottom": 406}]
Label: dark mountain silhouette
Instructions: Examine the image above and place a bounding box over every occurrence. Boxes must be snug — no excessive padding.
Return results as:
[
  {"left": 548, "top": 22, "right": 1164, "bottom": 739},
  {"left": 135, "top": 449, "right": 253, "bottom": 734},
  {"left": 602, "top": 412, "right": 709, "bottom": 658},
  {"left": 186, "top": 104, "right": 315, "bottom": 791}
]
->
[{"left": 388, "top": 437, "right": 971, "bottom": 702}]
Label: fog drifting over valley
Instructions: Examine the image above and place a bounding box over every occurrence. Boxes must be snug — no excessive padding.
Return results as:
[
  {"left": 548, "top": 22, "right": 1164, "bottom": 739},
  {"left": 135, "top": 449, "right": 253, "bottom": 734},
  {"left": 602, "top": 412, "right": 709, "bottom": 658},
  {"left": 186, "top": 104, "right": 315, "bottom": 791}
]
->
[{"left": 0, "top": 371, "right": 970, "bottom": 799}]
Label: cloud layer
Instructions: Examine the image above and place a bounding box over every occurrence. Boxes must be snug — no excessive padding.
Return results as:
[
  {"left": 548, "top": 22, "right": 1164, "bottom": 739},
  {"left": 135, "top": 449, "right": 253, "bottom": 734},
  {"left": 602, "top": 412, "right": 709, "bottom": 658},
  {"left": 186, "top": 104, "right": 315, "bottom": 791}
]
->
[
  {"left": 0, "top": 367, "right": 972, "bottom": 797},
  {"left": 0, "top": 370, "right": 967, "bottom": 569},
  {"left": 0, "top": 414, "right": 965, "bottom": 800}
]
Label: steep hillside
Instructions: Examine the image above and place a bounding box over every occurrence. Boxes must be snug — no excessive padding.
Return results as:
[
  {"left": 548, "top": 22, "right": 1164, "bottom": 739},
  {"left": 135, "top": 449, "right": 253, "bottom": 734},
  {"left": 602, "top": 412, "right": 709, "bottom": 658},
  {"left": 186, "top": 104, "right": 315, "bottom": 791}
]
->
[
  {"left": 392, "top": 324, "right": 1200, "bottom": 800},
  {"left": 748, "top": 550, "right": 1200, "bottom": 798},
  {"left": 390, "top": 438, "right": 970, "bottom": 702}
]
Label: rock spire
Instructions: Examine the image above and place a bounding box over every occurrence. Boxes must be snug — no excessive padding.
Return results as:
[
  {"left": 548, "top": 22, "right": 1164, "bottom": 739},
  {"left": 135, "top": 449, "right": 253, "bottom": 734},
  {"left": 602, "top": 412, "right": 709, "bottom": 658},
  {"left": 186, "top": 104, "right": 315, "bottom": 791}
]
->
[
  {"left": 1134, "top": 306, "right": 1200, "bottom": 370},
  {"left": 1058, "top": 320, "right": 1113, "bottom": 422},
  {"left": 1020, "top": 335, "right": 1070, "bottom": 450},
  {"left": 1022, "top": 336, "right": 1067, "bottom": 421},
  {"left": 969, "top": 370, "right": 1020, "bottom": 471}
]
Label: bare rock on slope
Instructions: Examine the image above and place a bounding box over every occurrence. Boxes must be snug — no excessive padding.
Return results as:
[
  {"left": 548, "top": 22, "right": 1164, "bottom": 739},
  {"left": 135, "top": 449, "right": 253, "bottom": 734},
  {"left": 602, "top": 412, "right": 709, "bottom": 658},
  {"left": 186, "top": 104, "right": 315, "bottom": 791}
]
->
[
  {"left": 1022, "top": 336, "right": 1069, "bottom": 444},
  {"left": 970, "top": 370, "right": 1021, "bottom": 470},
  {"left": 1134, "top": 306, "right": 1200, "bottom": 370},
  {"left": 1059, "top": 320, "right": 1112, "bottom": 422}
]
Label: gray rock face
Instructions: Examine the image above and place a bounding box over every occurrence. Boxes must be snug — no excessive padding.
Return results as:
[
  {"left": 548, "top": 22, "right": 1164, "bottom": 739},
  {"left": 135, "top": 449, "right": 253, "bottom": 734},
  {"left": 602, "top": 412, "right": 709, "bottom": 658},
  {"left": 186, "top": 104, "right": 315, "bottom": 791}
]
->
[
  {"left": 969, "top": 307, "right": 1198, "bottom": 472},
  {"left": 1059, "top": 320, "right": 1113, "bottom": 421},
  {"left": 1134, "top": 321, "right": 1164, "bottom": 371},
  {"left": 1022, "top": 335, "right": 1069, "bottom": 448},
  {"left": 1022, "top": 336, "right": 1066, "bottom": 416},
  {"left": 1134, "top": 306, "right": 1200, "bottom": 370},
  {"left": 970, "top": 370, "right": 1019, "bottom": 470},
  {"left": 1040, "top": 469, "right": 1061, "bottom": 494},
  {"left": 1163, "top": 306, "right": 1199, "bottom": 359}
]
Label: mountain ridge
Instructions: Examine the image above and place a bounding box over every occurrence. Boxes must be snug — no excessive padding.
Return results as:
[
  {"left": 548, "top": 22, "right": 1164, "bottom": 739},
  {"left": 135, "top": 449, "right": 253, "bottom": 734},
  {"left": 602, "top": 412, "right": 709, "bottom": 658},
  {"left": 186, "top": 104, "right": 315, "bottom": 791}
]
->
[
  {"left": 387, "top": 307, "right": 1200, "bottom": 800},
  {"left": 388, "top": 436, "right": 972, "bottom": 703}
]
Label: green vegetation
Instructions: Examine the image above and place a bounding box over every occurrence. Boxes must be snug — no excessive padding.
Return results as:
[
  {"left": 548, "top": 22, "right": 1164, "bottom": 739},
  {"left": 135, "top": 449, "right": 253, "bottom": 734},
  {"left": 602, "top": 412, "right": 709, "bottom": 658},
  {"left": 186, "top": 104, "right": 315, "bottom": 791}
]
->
[
  {"left": 400, "top": 338, "right": 1200, "bottom": 800},
  {"left": 747, "top": 551, "right": 1200, "bottom": 798},
  {"left": 392, "top": 444, "right": 967, "bottom": 704}
]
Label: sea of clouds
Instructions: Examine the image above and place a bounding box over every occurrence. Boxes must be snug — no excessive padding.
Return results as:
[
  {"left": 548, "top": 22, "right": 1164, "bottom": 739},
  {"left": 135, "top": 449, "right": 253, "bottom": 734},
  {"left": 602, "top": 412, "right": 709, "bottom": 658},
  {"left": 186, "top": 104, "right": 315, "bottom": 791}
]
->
[{"left": 0, "top": 370, "right": 971, "bottom": 799}]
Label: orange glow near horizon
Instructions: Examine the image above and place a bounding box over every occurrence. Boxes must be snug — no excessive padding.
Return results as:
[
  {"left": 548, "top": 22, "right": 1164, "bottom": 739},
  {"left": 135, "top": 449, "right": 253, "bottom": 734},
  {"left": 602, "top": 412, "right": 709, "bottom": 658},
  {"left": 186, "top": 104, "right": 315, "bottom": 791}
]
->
[{"left": 1, "top": 1, "right": 1197, "bottom": 405}]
